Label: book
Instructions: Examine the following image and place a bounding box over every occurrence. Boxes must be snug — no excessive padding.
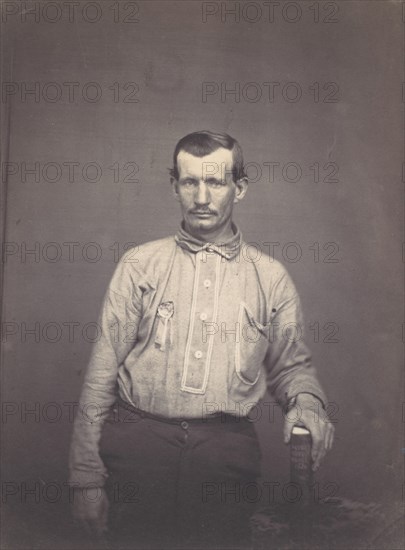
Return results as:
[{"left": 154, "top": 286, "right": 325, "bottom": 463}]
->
[{"left": 290, "top": 426, "right": 313, "bottom": 506}]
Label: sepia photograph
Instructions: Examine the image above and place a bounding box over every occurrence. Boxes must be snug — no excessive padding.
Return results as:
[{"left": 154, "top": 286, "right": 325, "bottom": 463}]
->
[{"left": 1, "top": 1, "right": 403, "bottom": 549}]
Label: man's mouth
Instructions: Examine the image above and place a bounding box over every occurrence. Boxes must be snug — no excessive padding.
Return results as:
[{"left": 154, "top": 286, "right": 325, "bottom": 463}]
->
[{"left": 191, "top": 211, "right": 215, "bottom": 217}]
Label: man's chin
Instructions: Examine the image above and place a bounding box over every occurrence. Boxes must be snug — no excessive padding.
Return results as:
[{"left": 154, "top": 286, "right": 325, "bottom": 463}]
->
[{"left": 186, "top": 218, "right": 217, "bottom": 234}]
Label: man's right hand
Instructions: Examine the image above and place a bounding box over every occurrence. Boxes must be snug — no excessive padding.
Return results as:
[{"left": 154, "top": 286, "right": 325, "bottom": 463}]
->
[{"left": 72, "top": 486, "right": 109, "bottom": 537}]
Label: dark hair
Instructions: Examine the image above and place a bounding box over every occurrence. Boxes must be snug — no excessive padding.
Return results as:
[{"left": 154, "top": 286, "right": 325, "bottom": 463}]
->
[{"left": 169, "top": 130, "right": 246, "bottom": 181}]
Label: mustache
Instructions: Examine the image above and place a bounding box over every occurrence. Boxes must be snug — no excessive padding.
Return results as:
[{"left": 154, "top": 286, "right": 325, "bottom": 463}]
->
[{"left": 190, "top": 209, "right": 217, "bottom": 215}]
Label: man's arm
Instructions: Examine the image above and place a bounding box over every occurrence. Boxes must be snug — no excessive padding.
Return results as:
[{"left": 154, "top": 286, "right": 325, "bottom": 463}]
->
[
  {"left": 264, "top": 270, "right": 334, "bottom": 470},
  {"left": 69, "top": 256, "right": 144, "bottom": 533},
  {"left": 69, "top": 288, "right": 141, "bottom": 487}
]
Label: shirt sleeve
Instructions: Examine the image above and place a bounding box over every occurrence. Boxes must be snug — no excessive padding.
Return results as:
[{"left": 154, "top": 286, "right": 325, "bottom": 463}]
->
[
  {"left": 69, "top": 257, "right": 144, "bottom": 488},
  {"left": 264, "top": 268, "right": 327, "bottom": 411}
]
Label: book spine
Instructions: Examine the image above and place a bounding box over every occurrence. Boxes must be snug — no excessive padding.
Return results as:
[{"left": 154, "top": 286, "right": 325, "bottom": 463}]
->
[{"left": 290, "top": 429, "right": 313, "bottom": 505}]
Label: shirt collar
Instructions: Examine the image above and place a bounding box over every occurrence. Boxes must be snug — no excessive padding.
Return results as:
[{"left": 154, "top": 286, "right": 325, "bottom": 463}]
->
[{"left": 175, "top": 222, "right": 242, "bottom": 260}]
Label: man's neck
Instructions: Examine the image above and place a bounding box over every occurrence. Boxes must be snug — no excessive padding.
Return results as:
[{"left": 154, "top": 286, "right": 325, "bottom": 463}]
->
[{"left": 183, "top": 221, "right": 235, "bottom": 244}]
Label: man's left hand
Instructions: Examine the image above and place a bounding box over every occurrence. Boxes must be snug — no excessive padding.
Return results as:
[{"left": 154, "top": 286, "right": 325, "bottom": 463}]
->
[{"left": 284, "top": 393, "right": 335, "bottom": 471}]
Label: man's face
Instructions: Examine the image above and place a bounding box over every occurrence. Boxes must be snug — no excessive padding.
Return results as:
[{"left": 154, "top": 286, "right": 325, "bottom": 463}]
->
[{"left": 172, "top": 148, "right": 246, "bottom": 238}]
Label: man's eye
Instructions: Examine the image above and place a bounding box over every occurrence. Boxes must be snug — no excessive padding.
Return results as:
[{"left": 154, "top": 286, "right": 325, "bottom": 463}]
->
[
  {"left": 182, "top": 179, "right": 196, "bottom": 186},
  {"left": 207, "top": 179, "right": 225, "bottom": 187}
]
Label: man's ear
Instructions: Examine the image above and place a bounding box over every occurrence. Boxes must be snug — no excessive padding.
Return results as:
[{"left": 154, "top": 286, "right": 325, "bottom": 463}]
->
[
  {"left": 171, "top": 177, "right": 180, "bottom": 201},
  {"left": 233, "top": 177, "right": 248, "bottom": 204}
]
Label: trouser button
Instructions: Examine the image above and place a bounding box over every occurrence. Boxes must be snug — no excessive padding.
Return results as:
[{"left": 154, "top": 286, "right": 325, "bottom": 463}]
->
[{"left": 181, "top": 421, "right": 189, "bottom": 430}]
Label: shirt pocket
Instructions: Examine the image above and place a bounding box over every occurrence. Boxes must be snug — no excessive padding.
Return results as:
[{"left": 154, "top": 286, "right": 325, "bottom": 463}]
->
[{"left": 235, "top": 302, "right": 269, "bottom": 385}]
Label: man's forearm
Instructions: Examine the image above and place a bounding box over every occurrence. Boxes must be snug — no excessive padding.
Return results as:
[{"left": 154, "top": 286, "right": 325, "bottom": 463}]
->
[{"left": 69, "top": 377, "right": 117, "bottom": 487}]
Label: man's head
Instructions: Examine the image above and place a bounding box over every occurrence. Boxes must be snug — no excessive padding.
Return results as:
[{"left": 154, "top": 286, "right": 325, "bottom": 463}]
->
[{"left": 170, "top": 131, "right": 248, "bottom": 240}]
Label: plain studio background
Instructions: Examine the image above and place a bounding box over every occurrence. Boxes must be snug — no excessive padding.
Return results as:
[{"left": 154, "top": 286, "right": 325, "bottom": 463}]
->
[{"left": 1, "top": 1, "right": 403, "bottom": 547}]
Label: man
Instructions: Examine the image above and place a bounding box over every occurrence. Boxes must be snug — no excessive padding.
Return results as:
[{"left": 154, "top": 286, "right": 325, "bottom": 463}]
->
[{"left": 69, "top": 130, "right": 334, "bottom": 549}]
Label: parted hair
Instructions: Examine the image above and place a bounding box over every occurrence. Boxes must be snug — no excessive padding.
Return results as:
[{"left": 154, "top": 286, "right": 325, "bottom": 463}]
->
[{"left": 169, "top": 130, "right": 246, "bottom": 181}]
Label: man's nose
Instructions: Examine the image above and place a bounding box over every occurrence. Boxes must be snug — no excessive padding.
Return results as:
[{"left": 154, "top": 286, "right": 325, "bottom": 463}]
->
[{"left": 194, "top": 181, "right": 210, "bottom": 206}]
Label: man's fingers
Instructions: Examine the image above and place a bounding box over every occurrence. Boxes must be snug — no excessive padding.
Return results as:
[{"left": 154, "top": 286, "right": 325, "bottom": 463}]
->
[
  {"left": 312, "top": 447, "right": 325, "bottom": 471},
  {"left": 283, "top": 414, "right": 295, "bottom": 444},
  {"left": 72, "top": 514, "right": 92, "bottom": 537},
  {"left": 310, "top": 429, "right": 322, "bottom": 458},
  {"left": 325, "top": 425, "right": 334, "bottom": 450},
  {"left": 88, "top": 515, "right": 106, "bottom": 538},
  {"left": 71, "top": 488, "right": 109, "bottom": 538},
  {"left": 101, "top": 501, "right": 109, "bottom": 534},
  {"left": 311, "top": 439, "right": 321, "bottom": 470},
  {"left": 329, "top": 425, "right": 335, "bottom": 449},
  {"left": 283, "top": 406, "right": 306, "bottom": 443},
  {"left": 74, "top": 510, "right": 105, "bottom": 538},
  {"left": 285, "top": 407, "right": 334, "bottom": 470},
  {"left": 80, "top": 519, "right": 95, "bottom": 537},
  {"left": 311, "top": 429, "right": 327, "bottom": 471},
  {"left": 324, "top": 426, "right": 331, "bottom": 450}
]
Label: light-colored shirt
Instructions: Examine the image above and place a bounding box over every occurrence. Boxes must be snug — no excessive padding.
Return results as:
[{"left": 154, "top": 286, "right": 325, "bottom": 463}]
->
[{"left": 69, "top": 223, "right": 327, "bottom": 487}]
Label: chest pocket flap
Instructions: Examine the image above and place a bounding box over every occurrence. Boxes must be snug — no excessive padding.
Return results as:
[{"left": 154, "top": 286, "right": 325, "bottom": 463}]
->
[{"left": 235, "top": 302, "right": 270, "bottom": 385}]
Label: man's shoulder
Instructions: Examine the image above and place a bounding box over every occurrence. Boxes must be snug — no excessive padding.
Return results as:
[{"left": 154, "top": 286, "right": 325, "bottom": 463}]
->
[
  {"left": 119, "top": 235, "right": 176, "bottom": 273},
  {"left": 241, "top": 240, "right": 289, "bottom": 279},
  {"left": 136, "top": 235, "right": 176, "bottom": 256},
  {"left": 109, "top": 236, "right": 176, "bottom": 293},
  {"left": 240, "top": 240, "right": 297, "bottom": 297}
]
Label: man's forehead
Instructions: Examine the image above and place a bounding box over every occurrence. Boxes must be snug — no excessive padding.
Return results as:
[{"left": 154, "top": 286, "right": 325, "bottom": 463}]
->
[{"left": 177, "top": 149, "right": 233, "bottom": 173}]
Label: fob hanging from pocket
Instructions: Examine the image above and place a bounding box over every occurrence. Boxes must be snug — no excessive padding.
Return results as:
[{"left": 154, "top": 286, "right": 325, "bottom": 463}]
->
[{"left": 155, "top": 301, "right": 174, "bottom": 351}]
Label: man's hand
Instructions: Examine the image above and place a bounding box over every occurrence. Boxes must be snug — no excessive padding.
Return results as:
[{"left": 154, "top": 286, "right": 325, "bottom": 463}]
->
[
  {"left": 72, "top": 486, "right": 109, "bottom": 537},
  {"left": 284, "top": 393, "right": 335, "bottom": 471}
]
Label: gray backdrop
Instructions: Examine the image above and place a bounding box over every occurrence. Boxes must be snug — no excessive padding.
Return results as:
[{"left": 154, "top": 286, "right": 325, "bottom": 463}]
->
[{"left": 1, "top": 0, "right": 403, "bottom": 546}]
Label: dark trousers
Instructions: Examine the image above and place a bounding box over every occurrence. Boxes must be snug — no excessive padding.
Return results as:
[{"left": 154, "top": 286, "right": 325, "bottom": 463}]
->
[{"left": 99, "top": 399, "right": 262, "bottom": 549}]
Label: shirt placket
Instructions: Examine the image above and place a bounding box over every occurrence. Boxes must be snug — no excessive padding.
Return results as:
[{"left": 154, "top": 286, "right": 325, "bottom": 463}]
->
[{"left": 180, "top": 249, "right": 221, "bottom": 394}]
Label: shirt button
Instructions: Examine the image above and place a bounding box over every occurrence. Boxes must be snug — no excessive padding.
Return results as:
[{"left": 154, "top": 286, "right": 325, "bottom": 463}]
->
[
  {"left": 181, "top": 421, "right": 189, "bottom": 430},
  {"left": 203, "top": 279, "right": 211, "bottom": 288},
  {"left": 194, "top": 350, "right": 203, "bottom": 359},
  {"left": 200, "top": 312, "right": 208, "bottom": 321}
]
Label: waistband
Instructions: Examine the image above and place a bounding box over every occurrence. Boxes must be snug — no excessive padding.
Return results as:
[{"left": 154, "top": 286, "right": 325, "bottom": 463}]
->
[{"left": 116, "top": 396, "right": 252, "bottom": 426}]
